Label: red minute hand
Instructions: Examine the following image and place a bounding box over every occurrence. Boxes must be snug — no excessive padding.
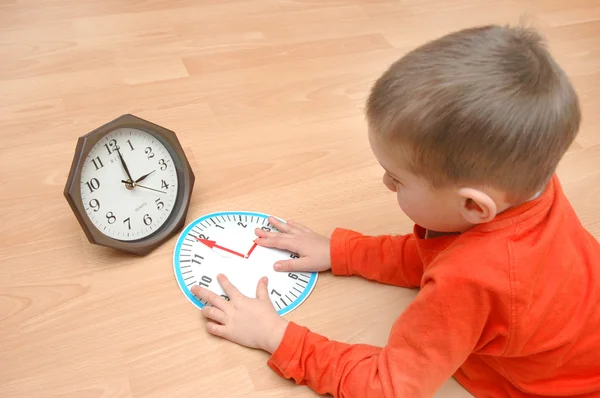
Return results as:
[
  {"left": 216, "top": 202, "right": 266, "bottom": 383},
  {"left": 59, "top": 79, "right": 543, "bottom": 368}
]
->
[{"left": 196, "top": 238, "right": 246, "bottom": 258}]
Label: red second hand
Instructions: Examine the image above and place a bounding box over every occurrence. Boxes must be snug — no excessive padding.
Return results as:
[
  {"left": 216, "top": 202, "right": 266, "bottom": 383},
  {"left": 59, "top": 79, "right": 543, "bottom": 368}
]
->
[{"left": 195, "top": 238, "right": 246, "bottom": 258}]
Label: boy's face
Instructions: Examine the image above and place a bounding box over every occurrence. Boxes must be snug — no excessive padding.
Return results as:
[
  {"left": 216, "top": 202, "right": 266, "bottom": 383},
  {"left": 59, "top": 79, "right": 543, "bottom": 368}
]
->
[{"left": 368, "top": 131, "right": 474, "bottom": 233}]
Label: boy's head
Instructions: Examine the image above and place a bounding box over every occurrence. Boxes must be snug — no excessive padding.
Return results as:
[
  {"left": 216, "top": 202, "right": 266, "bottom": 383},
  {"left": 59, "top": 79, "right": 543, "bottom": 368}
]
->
[{"left": 366, "top": 24, "right": 581, "bottom": 233}]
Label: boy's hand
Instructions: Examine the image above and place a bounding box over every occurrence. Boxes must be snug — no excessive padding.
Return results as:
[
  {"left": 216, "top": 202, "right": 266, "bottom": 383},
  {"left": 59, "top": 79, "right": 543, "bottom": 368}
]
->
[
  {"left": 255, "top": 216, "right": 331, "bottom": 273},
  {"left": 191, "top": 274, "right": 289, "bottom": 353}
]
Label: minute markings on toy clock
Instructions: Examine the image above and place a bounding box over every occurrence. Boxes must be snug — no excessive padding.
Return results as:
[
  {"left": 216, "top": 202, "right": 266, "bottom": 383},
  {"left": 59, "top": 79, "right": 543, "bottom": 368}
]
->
[{"left": 173, "top": 211, "right": 318, "bottom": 316}]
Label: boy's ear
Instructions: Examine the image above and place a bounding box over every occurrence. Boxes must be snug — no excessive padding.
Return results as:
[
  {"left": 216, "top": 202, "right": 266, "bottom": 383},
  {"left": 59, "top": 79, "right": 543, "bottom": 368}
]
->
[{"left": 457, "top": 187, "right": 498, "bottom": 225}]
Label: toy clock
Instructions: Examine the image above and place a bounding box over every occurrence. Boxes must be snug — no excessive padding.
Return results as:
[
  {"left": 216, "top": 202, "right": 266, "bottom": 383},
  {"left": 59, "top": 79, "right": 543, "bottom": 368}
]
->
[
  {"left": 64, "top": 114, "right": 195, "bottom": 255},
  {"left": 173, "top": 211, "right": 318, "bottom": 315}
]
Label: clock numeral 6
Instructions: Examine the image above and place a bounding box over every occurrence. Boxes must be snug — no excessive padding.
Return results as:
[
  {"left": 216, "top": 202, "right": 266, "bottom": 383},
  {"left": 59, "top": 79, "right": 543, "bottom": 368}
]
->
[
  {"left": 86, "top": 178, "right": 100, "bottom": 193},
  {"left": 145, "top": 147, "right": 154, "bottom": 159},
  {"left": 159, "top": 159, "right": 167, "bottom": 171},
  {"left": 89, "top": 199, "right": 100, "bottom": 212},
  {"left": 288, "top": 273, "right": 299, "bottom": 280},
  {"left": 143, "top": 214, "right": 152, "bottom": 226},
  {"left": 198, "top": 275, "right": 212, "bottom": 288},
  {"left": 106, "top": 211, "right": 116, "bottom": 224}
]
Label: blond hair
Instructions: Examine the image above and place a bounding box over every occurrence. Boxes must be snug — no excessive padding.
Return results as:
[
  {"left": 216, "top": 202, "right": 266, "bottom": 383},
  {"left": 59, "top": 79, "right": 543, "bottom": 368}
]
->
[{"left": 366, "top": 24, "right": 581, "bottom": 201}]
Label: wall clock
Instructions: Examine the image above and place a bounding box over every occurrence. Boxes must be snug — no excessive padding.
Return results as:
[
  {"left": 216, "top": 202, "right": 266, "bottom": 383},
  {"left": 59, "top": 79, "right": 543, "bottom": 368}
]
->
[
  {"left": 64, "top": 114, "right": 195, "bottom": 255},
  {"left": 173, "top": 211, "right": 318, "bottom": 316}
]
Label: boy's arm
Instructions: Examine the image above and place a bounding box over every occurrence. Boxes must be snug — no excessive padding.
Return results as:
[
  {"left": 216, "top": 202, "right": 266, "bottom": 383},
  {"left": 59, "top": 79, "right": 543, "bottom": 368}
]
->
[
  {"left": 267, "top": 268, "right": 508, "bottom": 397},
  {"left": 330, "top": 228, "right": 423, "bottom": 288}
]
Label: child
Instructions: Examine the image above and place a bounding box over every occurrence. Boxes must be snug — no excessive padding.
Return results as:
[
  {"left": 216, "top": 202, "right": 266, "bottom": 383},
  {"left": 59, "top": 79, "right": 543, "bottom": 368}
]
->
[{"left": 191, "top": 24, "right": 600, "bottom": 397}]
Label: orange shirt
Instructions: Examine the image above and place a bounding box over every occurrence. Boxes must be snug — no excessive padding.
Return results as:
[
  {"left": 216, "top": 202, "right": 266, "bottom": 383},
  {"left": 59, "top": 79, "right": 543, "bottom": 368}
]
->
[{"left": 267, "top": 175, "right": 600, "bottom": 397}]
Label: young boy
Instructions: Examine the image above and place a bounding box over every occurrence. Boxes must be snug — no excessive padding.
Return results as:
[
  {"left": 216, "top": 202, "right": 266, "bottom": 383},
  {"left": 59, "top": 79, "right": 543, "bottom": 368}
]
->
[{"left": 191, "top": 24, "right": 600, "bottom": 397}]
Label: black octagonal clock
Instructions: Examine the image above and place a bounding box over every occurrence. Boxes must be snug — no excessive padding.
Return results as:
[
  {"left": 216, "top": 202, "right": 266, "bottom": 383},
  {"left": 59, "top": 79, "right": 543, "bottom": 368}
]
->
[{"left": 64, "top": 114, "right": 195, "bottom": 255}]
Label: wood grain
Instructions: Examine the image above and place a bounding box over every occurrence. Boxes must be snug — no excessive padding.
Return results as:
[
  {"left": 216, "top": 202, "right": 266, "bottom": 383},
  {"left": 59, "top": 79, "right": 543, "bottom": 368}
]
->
[{"left": 1, "top": 1, "right": 598, "bottom": 397}]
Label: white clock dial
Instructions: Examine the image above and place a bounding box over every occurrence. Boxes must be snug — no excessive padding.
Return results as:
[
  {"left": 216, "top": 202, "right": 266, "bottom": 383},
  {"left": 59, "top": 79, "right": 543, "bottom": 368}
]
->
[
  {"left": 80, "top": 127, "right": 179, "bottom": 241},
  {"left": 173, "top": 212, "right": 318, "bottom": 316}
]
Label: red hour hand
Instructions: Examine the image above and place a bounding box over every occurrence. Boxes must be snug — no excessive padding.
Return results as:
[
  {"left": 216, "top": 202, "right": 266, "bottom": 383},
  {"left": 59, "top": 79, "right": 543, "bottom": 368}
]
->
[{"left": 196, "top": 238, "right": 246, "bottom": 258}]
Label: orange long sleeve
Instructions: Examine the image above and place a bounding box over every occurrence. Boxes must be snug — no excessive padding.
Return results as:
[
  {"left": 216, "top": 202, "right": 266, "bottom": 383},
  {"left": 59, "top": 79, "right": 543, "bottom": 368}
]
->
[
  {"left": 268, "top": 261, "right": 510, "bottom": 397},
  {"left": 267, "top": 175, "right": 600, "bottom": 397},
  {"left": 329, "top": 228, "right": 423, "bottom": 288}
]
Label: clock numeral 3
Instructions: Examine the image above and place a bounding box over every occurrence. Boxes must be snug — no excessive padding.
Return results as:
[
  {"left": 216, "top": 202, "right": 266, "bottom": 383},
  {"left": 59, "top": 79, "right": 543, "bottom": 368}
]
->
[
  {"left": 261, "top": 226, "right": 271, "bottom": 232},
  {"left": 145, "top": 147, "right": 154, "bottom": 159},
  {"left": 143, "top": 214, "right": 152, "bottom": 226},
  {"left": 89, "top": 199, "right": 100, "bottom": 212},
  {"left": 86, "top": 178, "right": 100, "bottom": 193},
  {"left": 159, "top": 159, "right": 167, "bottom": 171},
  {"left": 106, "top": 211, "right": 116, "bottom": 224},
  {"left": 155, "top": 198, "right": 164, "bottom": 210},
  {"left": 104, "top": 139, "right": 119, "bottom": 155},
  {"left": 198, "top": 275, "right": 212, "bottom": 288}
]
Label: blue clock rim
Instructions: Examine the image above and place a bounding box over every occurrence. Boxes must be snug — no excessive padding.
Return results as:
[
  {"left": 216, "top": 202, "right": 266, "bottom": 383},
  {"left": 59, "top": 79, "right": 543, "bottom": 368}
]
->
[{"left": 172, "top": 210, "right": 318, "bottom": 316}]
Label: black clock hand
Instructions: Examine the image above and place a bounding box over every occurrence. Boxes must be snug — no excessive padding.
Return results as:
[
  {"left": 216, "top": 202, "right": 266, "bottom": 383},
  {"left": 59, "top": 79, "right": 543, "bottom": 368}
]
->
[
  {"left": 135, "top": 170, "right": 155, "bottom": 183},
  {"left": 116, "top": 148, "right": 134, "bottom": 181},
  {"left": 121, "top": 180, "right": 166, "bottom": 194}
]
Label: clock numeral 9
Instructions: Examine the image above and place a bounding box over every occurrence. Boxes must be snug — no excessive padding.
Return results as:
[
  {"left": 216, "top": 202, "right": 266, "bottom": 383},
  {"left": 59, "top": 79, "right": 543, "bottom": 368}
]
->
[
  {"left": 143, "top": 214, "right": 152, "bottom": 226},
  {"left": 106, "top": 211, "right": 116, "bottom": 224},
  {"left": 159, "top": 159, "right": 167, "bottom": 171},
  {"left": 145, "top": 147, "right": 154, "bottom": 159},
  {"left": 89, "top": 199, "right": 100, "bottom": 212},
  {"left": 104, "top": 139, "right": 119, "bottom": 155},
  {"left": 155, "top": 198, "right": 164, "bottom": 210},
  {"left": 198, "top": 275, "right": 212, "bottom": 288},
  {"left": 86, "top": 178, "right": 100, "bottom": 193}
]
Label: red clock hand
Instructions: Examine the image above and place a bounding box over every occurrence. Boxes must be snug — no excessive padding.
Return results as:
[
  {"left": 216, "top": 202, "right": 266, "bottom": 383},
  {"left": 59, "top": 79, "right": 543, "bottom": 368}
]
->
[
  {"left": 246, "top": 241, "right": 258, "bottom": 258},
  {"left": 196, "top": 238, "right": 246, "bottom": 258}
]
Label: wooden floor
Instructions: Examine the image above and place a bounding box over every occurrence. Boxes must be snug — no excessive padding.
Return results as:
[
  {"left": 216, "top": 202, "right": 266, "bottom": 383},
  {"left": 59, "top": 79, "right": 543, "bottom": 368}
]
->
[{"left": 1, "top": 0, "right": 599, "bottom": 397}]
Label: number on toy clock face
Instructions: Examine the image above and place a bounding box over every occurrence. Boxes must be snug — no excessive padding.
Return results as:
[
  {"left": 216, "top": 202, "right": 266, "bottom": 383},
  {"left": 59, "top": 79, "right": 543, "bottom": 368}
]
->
[
  {"left": 172, "top": 211, "right": 318, "bottom": 316},
  {"left": 79, "top": 128, "right": 179, "bottom": 241}
]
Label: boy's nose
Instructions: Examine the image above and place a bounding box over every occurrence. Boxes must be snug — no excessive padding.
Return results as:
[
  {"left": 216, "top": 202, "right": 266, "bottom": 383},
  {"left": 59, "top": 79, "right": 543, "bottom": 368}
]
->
[{"left": 383, "top": 174, "right": 397, "bottom": 192}]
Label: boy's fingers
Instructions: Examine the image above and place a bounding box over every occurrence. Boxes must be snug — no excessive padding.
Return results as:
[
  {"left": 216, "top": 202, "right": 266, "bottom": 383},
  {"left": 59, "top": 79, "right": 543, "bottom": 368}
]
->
[
  {"left": 256, "top": 276, "right": 269, "bottom": 300},
  {"left": 255, "top": 228, "right": 279, "bottom": 239},
  {"left": 287, "top": 220, "right": 310, "bottom": 233},
  {"left": 268, "top": 216, "right": 291, "bottom": 233},
  {"left": 201, "top": 305, "right": 227, "bottom": 324},
  {"left": 206, "top": 321, "right": 228, "bottom": 338},
  {"left": 274, "top": 257, "right": 312, "bottom": 272},
  {"left": 255, "top": 236, "right": 296, "bottom": 253},
  {"left": 191, "top": 286, "right": 228, "bottom": 311},
  {"left": 217, "top": 274, "right": 242, "bottom": 298}
]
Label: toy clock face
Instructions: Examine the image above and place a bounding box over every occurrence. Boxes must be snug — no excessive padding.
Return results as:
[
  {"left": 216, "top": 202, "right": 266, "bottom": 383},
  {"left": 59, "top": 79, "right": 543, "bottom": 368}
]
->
[
  {"left": 173, "top": 211, "right": 318, "bottom": 316},
  {"left": 64, "top": 114, "right": 195, "bottom": 255}
]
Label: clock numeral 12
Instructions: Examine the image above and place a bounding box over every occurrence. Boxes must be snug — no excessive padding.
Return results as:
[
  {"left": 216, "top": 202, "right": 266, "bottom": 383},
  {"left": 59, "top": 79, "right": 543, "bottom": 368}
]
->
[{"left": 104, "top": 139, "right": 119, "bottom": 155}]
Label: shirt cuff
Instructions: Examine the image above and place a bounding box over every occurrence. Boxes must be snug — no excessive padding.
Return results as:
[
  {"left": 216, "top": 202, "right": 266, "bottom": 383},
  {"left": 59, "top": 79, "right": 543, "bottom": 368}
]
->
[
  {"left": 267, "top": 321, "right": 308, "bottom": 378},
  {"left": 330, "top": 228, "right": 354, "bottom": 276}
]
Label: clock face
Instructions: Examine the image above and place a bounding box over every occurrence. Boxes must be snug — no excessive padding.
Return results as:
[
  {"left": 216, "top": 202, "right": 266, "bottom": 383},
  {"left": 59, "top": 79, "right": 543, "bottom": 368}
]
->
[
  {"left": 79, "top": 127, "right": 179, "bottom": 241},
  {"left": 173, "top": 211, "right": 318, "bottom": 316}
]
